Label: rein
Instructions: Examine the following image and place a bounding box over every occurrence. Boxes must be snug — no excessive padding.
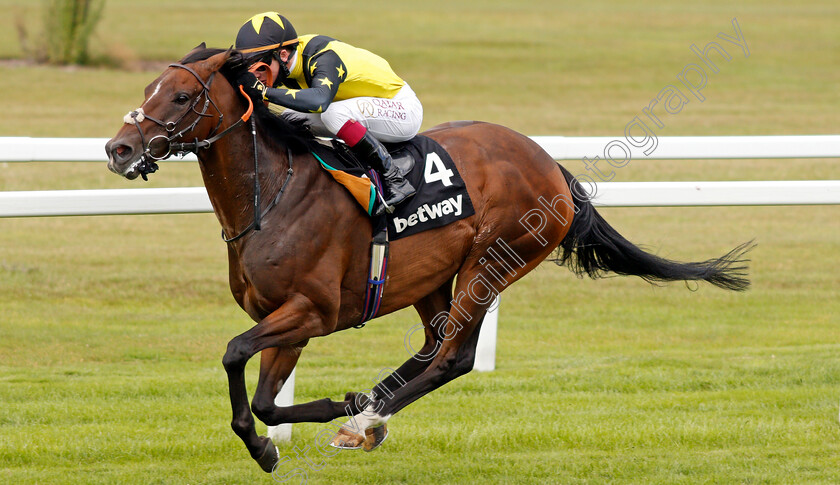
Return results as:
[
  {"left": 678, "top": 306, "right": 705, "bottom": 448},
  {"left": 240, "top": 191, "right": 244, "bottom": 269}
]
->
[
  {"left": 222, "top": 146, "right": 295, "bottom": 243},
  {"left": 124, "top": 62, "right": 294, "bottom": 244}
]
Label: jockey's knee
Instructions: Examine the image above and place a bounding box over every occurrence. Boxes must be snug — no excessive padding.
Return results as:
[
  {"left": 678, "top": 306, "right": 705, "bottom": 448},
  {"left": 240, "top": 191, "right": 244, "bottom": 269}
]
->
[{"left": 320, "top": 103, "right": 357, "bottom": 135}]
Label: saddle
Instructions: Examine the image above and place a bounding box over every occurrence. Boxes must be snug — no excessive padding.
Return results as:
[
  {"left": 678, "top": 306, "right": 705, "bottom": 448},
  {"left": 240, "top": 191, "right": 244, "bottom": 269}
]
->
[
  {"left": 320, "top": 139, "right": 412, "bottom": 217},
  {"left": 311, "top": 135, "right": 476, "bottom": 326},
  {"left": 312, "top": 134, "right": 474, "bottom": 240}
]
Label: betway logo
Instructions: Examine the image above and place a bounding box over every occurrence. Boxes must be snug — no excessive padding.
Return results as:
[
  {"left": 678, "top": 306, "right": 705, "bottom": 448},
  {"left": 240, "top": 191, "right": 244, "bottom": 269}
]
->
[{"left": 393, "top": 194, "right": 463, "bottom": 233}]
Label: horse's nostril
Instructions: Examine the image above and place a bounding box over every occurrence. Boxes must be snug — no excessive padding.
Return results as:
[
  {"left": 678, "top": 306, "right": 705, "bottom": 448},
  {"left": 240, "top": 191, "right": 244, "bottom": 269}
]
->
[{"left": 112, "top": 144, "right": 133, "bottom": 161}]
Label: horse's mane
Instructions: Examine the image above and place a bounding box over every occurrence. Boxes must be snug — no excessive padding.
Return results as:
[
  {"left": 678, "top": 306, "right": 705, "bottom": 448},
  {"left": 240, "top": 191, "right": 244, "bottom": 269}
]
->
[{"left": 179, "top": 47, "right": 319, "bottom": 154}]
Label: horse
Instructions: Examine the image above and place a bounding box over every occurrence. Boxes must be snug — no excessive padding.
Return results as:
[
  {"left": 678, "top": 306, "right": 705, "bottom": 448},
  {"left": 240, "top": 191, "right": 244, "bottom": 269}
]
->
[{"left": 105, "top": 46, "right": 753, "bottom": 473}]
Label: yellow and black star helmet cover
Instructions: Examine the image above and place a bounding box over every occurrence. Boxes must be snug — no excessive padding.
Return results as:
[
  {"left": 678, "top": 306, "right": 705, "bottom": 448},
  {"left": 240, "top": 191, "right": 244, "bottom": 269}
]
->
[{"left": 235, "top": 12, "right": 299, "bottom": 60}]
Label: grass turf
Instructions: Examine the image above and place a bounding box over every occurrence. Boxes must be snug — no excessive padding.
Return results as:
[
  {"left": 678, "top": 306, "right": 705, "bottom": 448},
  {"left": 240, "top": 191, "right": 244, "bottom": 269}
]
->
[{"left": 1, "top": 0, "right": 838, "bottom": 483}]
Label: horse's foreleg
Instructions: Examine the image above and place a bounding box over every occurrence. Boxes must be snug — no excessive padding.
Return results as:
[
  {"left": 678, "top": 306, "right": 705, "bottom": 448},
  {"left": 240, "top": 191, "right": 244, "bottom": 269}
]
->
[
  {"left": 223, "top": 341, "right": 273, "bottom": 471},
  {"left": 246, "top": 290, "right": 462, "bottom": 454},
  {"left": 222, "top": 295, "right": 335, "bottom": 473},
  {"left": 252, "top": 345, "right": 357, "bottom": 428}
]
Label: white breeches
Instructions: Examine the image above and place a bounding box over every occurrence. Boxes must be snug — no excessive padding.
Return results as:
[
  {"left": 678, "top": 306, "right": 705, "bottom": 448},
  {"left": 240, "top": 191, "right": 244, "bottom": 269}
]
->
[{"left": 281, "top": 84, "right": 423, "bottom": 143}]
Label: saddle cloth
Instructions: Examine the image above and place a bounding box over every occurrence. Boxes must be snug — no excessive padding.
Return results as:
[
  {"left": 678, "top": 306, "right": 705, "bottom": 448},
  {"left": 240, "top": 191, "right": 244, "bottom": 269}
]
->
[{"left": 311, "top": 135, "right": 475, "bottom": 241}]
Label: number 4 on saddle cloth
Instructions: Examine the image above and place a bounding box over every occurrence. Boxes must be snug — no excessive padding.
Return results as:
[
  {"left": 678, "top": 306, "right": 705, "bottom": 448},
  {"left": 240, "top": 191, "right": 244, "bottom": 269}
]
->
[{"left": 310, "top": 135, "right": 476, "bottom": 326}]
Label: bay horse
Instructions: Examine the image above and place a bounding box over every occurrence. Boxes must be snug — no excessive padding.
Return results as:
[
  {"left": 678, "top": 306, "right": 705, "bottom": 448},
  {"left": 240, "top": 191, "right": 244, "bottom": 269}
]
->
[{"left": 105, "top": 46, "right": 752, "bottom": 472}]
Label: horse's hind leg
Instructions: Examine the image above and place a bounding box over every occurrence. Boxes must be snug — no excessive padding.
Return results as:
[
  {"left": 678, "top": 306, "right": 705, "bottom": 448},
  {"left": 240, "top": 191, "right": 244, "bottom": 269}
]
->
[
  {"left": 327, "top": 280, "right": 455, "bottom": 450},
  {"left": 348, "top": 265, "right": 499, "bottom": 437},
  {"left": 371, "top": 278, "right": 454, "bottom": 400}
]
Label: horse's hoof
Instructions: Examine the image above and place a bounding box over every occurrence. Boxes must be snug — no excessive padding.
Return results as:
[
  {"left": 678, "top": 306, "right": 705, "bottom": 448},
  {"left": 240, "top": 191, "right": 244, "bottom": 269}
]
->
[
  {"left": 255, "top": 437, "right": 280, "bottom": 473},
  {"left": 329, "top": 426, "right": 364, "bottom": 450},
  {"left": 363, "top": 424, "right": 388, "bottom": 452}
]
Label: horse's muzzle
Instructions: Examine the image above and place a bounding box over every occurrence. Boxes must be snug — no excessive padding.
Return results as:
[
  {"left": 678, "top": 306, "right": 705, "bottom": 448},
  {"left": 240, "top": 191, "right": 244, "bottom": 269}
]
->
[{"left": 105, "top": 137, "right": 142, "bottom": 179}]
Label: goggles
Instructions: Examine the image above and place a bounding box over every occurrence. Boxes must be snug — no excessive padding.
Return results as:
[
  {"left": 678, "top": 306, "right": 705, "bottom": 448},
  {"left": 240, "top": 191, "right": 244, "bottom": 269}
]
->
[{"left": 248, "top": 61, "right": 275, "bottom": 90}]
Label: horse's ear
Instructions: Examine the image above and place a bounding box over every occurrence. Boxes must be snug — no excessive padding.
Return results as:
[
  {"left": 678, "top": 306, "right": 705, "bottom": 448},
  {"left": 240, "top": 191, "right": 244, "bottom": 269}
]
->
[
  {"left": 205, "top": 48, "right": 234, "bottom": 72},
  {"left": 185, "top": 42, "right": 207, "bottom": 58}
]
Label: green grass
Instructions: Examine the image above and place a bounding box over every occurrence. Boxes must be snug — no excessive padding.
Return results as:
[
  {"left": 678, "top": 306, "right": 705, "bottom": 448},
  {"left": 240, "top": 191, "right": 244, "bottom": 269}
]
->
[{"left": 1, "top": 0, "right": 839, "bottom": 484}]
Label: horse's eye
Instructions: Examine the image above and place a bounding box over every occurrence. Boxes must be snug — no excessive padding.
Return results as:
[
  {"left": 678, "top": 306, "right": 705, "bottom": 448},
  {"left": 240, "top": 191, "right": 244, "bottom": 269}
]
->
[{"left": 175, "top": 93, "right": 190, "bottom": 105}]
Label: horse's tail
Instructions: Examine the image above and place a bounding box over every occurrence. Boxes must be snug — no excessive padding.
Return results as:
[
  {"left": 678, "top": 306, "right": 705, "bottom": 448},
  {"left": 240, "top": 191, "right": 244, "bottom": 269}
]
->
[{"left": 554, "top": 166, "right": 754, "bottom": 291}]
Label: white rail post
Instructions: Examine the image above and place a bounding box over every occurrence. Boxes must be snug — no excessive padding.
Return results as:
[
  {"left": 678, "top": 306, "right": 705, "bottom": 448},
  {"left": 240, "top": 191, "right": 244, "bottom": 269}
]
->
[
  {"left": 266, "top": 367, "right": 296, "bottom": 444},
  {"left": 473, "top": 297, "right": 500, "bottom": 372}
]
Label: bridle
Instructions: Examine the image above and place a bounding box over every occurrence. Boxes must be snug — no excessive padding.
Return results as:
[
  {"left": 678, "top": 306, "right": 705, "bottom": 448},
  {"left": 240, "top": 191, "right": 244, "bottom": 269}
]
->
[
  {"left": 124, "top": 63, "right": 250, "bottom": 178},
  {"left": 123, "top": 62, "right": 294, "bottom": 244}
]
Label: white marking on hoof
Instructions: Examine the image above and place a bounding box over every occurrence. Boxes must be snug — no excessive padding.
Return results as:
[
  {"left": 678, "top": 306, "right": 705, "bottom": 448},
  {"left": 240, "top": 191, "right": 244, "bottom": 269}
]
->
[{"left": 354, "top": 403, "right": 392, "bottom": 430}]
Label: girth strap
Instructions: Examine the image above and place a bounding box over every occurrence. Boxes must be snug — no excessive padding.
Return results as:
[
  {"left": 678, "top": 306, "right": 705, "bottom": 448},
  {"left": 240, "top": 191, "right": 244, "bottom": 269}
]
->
[{"left": 357, "top": 228, "right": 389, "bottom": 327}]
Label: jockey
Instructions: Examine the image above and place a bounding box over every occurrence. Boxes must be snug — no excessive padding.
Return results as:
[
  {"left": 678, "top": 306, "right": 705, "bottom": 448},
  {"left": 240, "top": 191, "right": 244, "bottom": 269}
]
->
[{"left": 233, "top": 12, "right": 421, "bottom": 213}]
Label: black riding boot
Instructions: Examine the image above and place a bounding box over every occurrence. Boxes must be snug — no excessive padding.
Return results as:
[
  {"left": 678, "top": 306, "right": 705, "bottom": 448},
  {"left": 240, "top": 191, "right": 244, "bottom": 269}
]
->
[{"left": 352, "top": 132, "right": 416, "bottom": 213}]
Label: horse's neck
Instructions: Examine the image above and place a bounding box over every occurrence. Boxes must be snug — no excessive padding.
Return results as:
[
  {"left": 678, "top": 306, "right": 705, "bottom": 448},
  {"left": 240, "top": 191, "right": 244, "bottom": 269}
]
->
[{"left": 196, "top": 130, "right": 315, "bottom": 238}]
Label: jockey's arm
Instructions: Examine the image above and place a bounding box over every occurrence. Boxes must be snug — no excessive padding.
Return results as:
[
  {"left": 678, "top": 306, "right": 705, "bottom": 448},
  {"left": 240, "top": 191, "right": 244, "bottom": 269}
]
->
[{"left": 264, "top": 51, "right": 345, "bottom": 114}]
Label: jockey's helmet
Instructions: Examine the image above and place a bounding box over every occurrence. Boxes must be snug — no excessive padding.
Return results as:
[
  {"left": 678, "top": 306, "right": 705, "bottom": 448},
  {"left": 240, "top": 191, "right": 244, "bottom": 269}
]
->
[{"left": 235, "top": 12, "right": 299, "bottom": 62}]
